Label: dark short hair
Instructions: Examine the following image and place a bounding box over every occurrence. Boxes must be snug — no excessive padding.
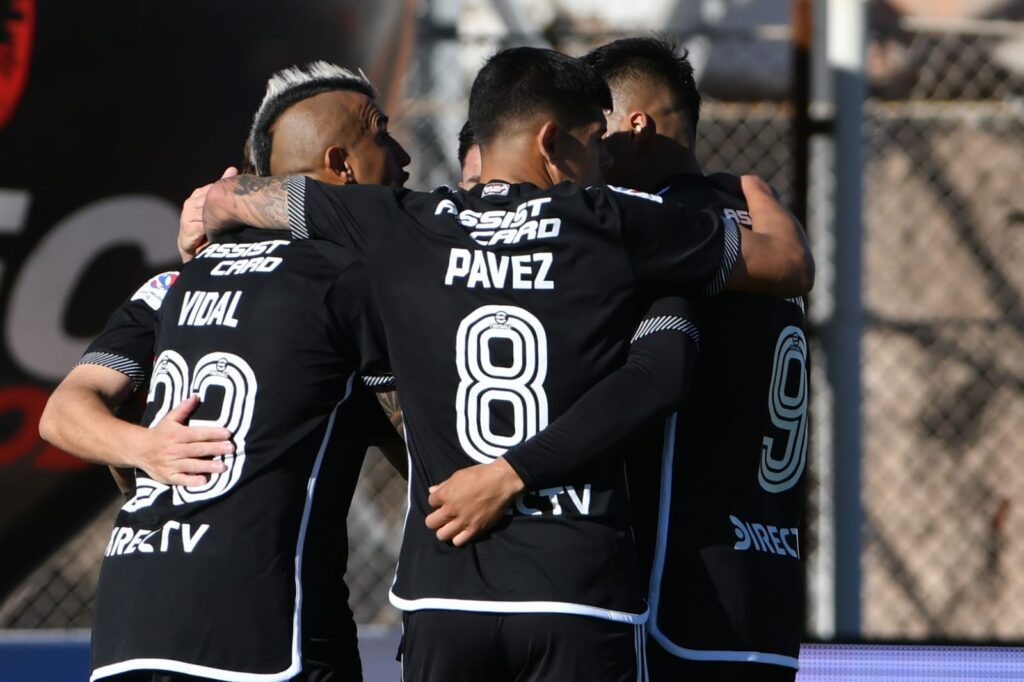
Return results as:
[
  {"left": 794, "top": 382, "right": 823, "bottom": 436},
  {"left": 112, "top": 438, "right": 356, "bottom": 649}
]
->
[
  {"left": 457, "top": 120, "right": 476, "bottom": 168},
  {"left": 583, "top": 36, "right": 701, "bottom": 134},
  {"left": 468, "top": 47, "right": 612, "bottom": 146},
  {"left": 248, "top": 62, "right": 377, "bottom": 176}
]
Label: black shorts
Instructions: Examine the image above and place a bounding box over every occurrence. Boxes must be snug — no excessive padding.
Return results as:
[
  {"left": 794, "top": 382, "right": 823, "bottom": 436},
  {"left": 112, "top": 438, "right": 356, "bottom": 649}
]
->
[
  {"left": 400, "top": 610, "right": 645, "bottom": 682},
  {"left": 646, "top": 636, "right": 796, "bottom": 682}
]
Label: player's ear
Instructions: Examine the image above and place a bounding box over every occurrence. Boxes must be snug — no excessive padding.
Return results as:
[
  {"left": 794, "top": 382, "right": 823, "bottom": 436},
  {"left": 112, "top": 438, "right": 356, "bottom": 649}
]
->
[
  {"left": 537, "top": 121, "right": 559, "bottom": 166},
  {"left": 630, "top": 111, "right": 655, "bottom": 146},
  {"left": 324, "top": 146, "right": 356, "bottom": 184}
]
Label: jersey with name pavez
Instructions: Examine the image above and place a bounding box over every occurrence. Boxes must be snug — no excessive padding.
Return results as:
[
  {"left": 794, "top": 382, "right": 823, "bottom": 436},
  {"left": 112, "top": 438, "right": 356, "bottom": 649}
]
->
[
  {"left": 630, "top": 174, "right": 808, "bottom": 669},
  {"left": 81, "top": 229, "right": 392, "bottom": 682},
  {"left": 285, "top": 176, "right": 740, "bottom": 623}
]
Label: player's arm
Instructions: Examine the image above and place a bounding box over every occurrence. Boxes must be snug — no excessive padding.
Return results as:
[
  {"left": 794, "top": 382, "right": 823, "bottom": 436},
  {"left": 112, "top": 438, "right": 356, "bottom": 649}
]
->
[
  {"left": 201, "top": 175, "right": 290, "bottom": 238},
  {"left": 178, "top": 166, "right": 238, "bottom": 262},
  {"left": 725, "top": 175, "right": 814, "bottom": 295},
  {"left": 198, "top": 174, "right": 376, "bottom": 259},
  {"left": 426, "top": 297, "right": 699, "bottom": 546},
  {"left": 622, "top": 174, "right": 813, "bottom": 298},
  {"left": 374, "top": 389, "right": 408, "bottom": 477},
  {"left": 39, "top": 278, "right": 234, "bottom": 487},
  {"left": 40, "top": 368, "right": 231, "bottom": 487}
]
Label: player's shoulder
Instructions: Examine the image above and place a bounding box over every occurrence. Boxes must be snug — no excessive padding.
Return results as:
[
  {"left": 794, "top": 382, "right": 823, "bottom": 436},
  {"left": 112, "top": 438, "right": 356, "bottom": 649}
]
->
[
  {"left": 129, "top": 271, "right": 180, "bottom": 311},
  {"left": 586, "top": 184, "right": 670, "bottom": 223},
  {"left": 603, "top": 185, "right": 665, "bottom": 204},
  {"left": 305, "top": 179, "right": 408, "bottom": 216},
  {"left": 280, "top": 225, "right": 367, "bottom": 279},
  {"left": 661, "top": 175, "right": 754, "bottom": 228}
]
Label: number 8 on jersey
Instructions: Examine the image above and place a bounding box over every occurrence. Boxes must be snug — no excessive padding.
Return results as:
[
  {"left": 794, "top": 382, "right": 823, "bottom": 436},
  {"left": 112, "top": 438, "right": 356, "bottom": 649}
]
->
[{"left": 456, "top": 305, "right": 549, "bottom": 463}]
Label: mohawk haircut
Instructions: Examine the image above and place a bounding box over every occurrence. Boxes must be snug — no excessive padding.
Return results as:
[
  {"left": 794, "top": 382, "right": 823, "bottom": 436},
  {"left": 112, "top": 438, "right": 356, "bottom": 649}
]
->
[
  {"left": 583, "top": 36, "right": 702, "bottom": 135},
  {"left": 247, "top": 61, "right": 377, "bottom": 176},
  {"left": 468, "top": 47, "right": 612, "bottom": 146},
  {"left": 457, "top": 120, "right": 476, "bottom": 168}
]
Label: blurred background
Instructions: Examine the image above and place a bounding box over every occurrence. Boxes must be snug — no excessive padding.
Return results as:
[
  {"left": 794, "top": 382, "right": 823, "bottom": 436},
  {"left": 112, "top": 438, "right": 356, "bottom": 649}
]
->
[{"left": 0, "top": 0, "right": 1022, "bottom": 679}]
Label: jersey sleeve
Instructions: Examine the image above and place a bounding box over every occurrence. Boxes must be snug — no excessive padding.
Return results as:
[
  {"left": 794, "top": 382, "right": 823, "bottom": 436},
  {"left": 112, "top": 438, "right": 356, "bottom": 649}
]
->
[
  {"left": 75, "top": 271, "right": 177, "bottom": 392},
  {"left": 501, "top": 296, "right": 700, "bottom": 491},
  {"left": 607, "top": 187, "right": 741, "bottom": 297},
  {"left": 345, "top": 379, "right": 403, "bottom": 448},
  {"left": 324, "top": 262, "right": 394, "bottom": 390},
  {"left": 285, "top": 176, "right": 394, "bottom": 255}
]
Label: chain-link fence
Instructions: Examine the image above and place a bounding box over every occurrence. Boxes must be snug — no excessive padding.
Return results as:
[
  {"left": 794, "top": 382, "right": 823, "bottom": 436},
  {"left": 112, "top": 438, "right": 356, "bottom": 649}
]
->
[
  {"left": 3, "top": 8, "right": 1022, "bottom": 647},
  {"left": 0, "top": 499, "right": 119, "bottom": 628},
  {"left": 861, "top": 24, "right": 1024, "bottom": 639},
  {"left": 349, "top": 15, "right": 1024, "bottom": 641}
]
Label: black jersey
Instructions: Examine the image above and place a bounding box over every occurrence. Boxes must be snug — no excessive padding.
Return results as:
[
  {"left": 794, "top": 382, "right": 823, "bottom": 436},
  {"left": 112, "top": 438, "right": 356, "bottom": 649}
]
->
[
  {"left": 285, "top": 176, "right": 740, "bottom": 623},
  {"left": 82, "top": 229, "right": 393, "bottom": 682},
  {"left": 629, "top": 175, "right": 808, "bottom": 669},
  {"left": 75, "top": 270, "right": 171, "bottom": 391}
]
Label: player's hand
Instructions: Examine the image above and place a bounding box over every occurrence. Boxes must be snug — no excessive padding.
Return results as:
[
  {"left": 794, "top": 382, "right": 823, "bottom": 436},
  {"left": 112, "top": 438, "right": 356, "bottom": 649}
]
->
[
  {"left": 133, "top": 394, "right": 234, "bottom": 487},
  {"left": 178, "top": 166, "right": 238, "bottom": 263},
  {"left": 425, "top": 458, "right": 525, "bottom": 547}
]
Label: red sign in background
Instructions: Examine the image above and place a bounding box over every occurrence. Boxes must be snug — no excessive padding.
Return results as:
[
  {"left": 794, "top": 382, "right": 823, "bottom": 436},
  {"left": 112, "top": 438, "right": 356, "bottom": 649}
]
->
[
  {"left": 0, "top": 0, "right": 392, "bottom": 600},
  {"left": 0, "top": 0, "right": 33, "bottom": 131}
]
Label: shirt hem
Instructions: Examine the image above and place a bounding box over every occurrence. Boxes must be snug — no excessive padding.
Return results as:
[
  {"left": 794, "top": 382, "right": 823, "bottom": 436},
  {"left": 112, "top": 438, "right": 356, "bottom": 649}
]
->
[{"left": 389, "top": 590, "right": 648, "bottom": 624}]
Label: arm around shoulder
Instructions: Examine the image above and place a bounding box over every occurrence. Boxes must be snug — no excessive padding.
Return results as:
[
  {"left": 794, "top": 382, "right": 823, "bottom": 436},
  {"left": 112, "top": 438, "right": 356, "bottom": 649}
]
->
[
  {"left": 40, "top": 365, "right": 234, "bottom": 487},
  {"left": 39, "top": 364, "right": 147, "bottom": 469},
  {"left": 727, "top": 175, "right": 815, "bottom": 296},
  {"left": 202, "top": 175, "right": 292, "bottom": 239}
]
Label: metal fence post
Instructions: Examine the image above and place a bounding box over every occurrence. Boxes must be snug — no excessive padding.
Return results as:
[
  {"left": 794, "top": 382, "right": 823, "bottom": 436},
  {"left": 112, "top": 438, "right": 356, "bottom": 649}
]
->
[{"left": 825, "top": 0, "right": 867, "bottom": 639}]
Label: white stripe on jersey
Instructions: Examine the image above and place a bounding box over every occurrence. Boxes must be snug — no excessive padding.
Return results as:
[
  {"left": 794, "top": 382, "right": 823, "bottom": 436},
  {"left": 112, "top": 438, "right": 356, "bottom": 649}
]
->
[
  {"left": 644, "top": 413, "right": 801, "bottom": 671},
  {"left": 634, "top": 624, "right": 651, "bottom": 682},
  {"left": 631, "top": 316, "right": 700, "bottom": 353},
  {"left": 703, "top": 216, "right": 741, "bottom": 296},
  {"left": 362, "top": 373, "right": 396, "bottom": 389},
  {"left": 646, "top": 414, "right": 677, "bottom": 636},
  {"left": 286, "top": 175, "right": 309, "bottom": 240},
  {"left": 607, "top": 185, "right": 664, "bottom": 204},
  {"left": 647, "top": 634, "right": 800, "bottom": 670},
  {"left": 91, "top": 375, "right": 356, "bottom": 682},
  {"left": 92, "top": 656, "right": 293, "bottom": 682},
  {"left": 388, "top": 592, "right": 648, "bottom": 625},
  {"left": 76, "top": 352, "right": 146, "bottom": 392}
]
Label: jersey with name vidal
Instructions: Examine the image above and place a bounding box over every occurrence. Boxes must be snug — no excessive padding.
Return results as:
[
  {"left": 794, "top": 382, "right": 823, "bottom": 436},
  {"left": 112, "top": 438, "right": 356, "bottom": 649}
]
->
[{"left": 82, "top": 229, "right": 392, "bottom": 681}]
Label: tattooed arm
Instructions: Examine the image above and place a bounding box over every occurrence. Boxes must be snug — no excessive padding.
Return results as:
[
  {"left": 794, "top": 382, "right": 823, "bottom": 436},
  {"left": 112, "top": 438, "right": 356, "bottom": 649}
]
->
[
  {"left": 375, "top": 390, "right": 408, "bottom": 478},
  {"left": 200, "top": 175, "right": 290, "bottom": 244},
  {"left": 376, "top": 390, "right": 404, "bottom": 440}
]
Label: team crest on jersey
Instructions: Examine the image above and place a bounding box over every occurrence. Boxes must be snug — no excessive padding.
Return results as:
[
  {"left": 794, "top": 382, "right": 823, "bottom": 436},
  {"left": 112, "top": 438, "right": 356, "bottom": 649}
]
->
[
  {"left": 481, "top": 182, "right": 510, "bottom": 198},
  {"left": 131, "top": 271, "right": 179, "bottom": 311},
  {"left": 607, "top": 185, "right": 663, "bottom": 204}
]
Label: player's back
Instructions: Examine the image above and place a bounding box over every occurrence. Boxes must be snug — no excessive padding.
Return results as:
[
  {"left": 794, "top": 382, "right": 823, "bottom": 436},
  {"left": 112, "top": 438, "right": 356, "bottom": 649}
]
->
[
  {"left": 288, "top": 176, "right": 735, "bottom": 622},
  {"left": 632, "top": 174, "right": 807, "bottom": 670},
  {"left": 90, "top": 229, "right": 385, "bottom": 681},
  {"left": 378, "top": 181, "right": 647, "bottom": 621}
]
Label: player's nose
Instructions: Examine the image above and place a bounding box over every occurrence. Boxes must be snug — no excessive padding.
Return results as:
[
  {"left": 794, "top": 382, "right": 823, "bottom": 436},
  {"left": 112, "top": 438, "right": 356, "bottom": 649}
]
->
[{"left": 392, "top": 136, "right": 412, "bottom": 169}]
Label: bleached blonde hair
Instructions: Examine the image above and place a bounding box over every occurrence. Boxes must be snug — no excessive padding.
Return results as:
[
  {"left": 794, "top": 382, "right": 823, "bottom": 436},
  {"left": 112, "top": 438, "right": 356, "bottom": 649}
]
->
[{"left": 247, "top": 61, "right": 377, "bottom": 175}]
